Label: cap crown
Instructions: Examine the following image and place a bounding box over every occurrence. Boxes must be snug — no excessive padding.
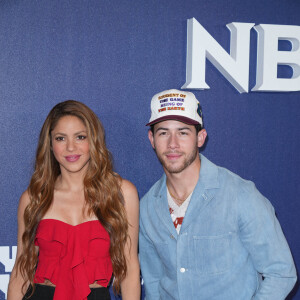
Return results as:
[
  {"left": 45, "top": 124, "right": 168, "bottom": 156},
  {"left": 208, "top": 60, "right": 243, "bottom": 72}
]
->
[{"left": 147, "top": 89, "right": 203, "bottom": 126}]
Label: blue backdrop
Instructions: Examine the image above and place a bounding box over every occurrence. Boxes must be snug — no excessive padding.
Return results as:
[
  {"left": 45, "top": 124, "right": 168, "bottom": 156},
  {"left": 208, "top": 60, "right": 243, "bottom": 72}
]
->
[{"left": 0, "top": 0, "right": 299, "bottom": 299}]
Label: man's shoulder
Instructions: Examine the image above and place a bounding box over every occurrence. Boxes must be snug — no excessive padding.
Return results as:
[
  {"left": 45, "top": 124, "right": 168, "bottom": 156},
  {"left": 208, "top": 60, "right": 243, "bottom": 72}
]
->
[
  {"left": 201, "top": 154, "right": 255, "bottom": 192},
  {"left": 218, "top": 165, "right": 254, "bottom": 186},
  {"left": 205, "top": 161, "right": 269, "bottom": 215},
  {"left": 213, "top": 162, "right": 268, "bottom": 211},
  {"left": 216, "top": 167, "right": 261, "bottom": 203}
]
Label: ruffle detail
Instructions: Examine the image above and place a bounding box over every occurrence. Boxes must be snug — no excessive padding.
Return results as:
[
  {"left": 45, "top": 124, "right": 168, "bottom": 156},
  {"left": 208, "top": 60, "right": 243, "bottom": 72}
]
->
[
  {"left": 34, "top": 219, "right": 112, "bottom": 300},
  {"left": 34, "top": 258, "right": 60, "bottom": 285},
  {"left": 35, "top": 219, "right": 68, "bottom": 245},
  {"left": 85, "top": 256, "right": 113, "bottom": 287},
  {"left": 34, "top": 219, "right": 68, "bottom": 286}
]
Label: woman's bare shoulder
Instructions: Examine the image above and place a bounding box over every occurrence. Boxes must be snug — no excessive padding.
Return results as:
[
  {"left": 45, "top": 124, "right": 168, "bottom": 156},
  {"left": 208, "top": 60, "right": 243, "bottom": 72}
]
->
[
  {"left": 120, "top": 179, "right": 139, "bottom": 204},
  {"left": 121, "top": 178, "right": 137, "bottom": 192},
  {"left": 18, "top": 190, "right": 30, "bottom": 215},
  {"left": 121, "top": 178, "right": 137, "bottom": 197}
]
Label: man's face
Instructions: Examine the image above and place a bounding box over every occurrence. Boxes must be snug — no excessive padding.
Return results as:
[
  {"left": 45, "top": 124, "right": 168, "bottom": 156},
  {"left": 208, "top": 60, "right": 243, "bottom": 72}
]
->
[{"left": 148, "top": 120, "right": 207, "bottom": 174}]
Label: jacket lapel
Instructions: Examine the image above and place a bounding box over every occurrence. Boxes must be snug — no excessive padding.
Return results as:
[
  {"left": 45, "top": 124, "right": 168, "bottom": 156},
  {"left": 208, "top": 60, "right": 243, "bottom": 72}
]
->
[
  {"left": 180, "top": 154, "right": 220, "bottom": 233},
  {"left": 154, "top": 175, "right": 178, "bottom": 239}
]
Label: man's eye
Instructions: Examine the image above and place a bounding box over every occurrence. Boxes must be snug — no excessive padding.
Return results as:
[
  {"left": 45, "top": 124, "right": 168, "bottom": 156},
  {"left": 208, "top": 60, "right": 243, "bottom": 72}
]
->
[{"left": 158, "top": 132, "right": 167, "bottom": 136}]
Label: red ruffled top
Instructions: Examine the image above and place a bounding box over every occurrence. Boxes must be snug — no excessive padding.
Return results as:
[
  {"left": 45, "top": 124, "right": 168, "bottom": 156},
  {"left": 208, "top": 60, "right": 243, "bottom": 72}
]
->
[{"left": 34, "top": 219, "right": 113, "bottom": 300}]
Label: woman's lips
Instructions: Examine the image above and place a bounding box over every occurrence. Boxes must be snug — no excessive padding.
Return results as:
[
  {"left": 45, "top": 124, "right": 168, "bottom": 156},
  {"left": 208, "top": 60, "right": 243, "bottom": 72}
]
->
[{"left": 65, "top": 155, "right": 81, "bottom": 162}]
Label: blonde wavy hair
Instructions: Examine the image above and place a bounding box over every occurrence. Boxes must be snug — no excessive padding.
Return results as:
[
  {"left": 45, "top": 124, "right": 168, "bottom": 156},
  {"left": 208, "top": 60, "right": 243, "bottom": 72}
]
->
[{"left": 17, "top": 100, "right": 128, "bottom": 294}]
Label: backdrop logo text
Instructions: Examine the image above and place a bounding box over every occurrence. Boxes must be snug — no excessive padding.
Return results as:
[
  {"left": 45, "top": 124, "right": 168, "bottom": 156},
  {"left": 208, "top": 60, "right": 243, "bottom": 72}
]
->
[
  {"left": 0, "top": 246, "right": 16, "bottom": 299},
  {"left": 182, "top": 18, "right": 300, "bottom": 93}
]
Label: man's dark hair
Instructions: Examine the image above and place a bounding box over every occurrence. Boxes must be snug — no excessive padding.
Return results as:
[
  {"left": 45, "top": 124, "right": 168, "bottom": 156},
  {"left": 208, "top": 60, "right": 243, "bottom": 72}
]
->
[{"left": 195, "top": 124, "right": 202, "bottom": 134}]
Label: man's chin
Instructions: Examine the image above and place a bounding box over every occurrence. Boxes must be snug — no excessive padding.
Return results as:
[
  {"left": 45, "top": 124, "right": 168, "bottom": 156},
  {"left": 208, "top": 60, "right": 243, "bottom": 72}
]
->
[{"left": 163, "top": 163, "right": 186, "bottom": 174}]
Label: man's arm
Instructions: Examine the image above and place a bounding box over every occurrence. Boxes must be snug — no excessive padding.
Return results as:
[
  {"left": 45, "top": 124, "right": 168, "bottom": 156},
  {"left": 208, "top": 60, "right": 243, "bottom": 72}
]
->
[
  {"left": 238, "top": 182, "right": 297, "bottom": 300},
  {"left": 139, "top": 210, "right": 164, "bottom": 300}
]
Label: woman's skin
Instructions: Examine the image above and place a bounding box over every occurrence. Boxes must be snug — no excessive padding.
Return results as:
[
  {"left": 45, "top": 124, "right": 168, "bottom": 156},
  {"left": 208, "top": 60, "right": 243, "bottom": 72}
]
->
[{"left": 8, "top": 115, "right": 140, "bottom": 300}]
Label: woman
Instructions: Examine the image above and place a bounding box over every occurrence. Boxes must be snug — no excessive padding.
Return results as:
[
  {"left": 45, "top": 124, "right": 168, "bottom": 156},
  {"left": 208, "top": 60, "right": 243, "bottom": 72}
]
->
[{"left": 7, "top": 100, "right": 140, "bottom": 300}]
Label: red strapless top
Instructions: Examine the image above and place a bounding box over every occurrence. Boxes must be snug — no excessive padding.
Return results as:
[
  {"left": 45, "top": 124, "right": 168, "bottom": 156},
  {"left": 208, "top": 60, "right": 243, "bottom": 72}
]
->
[{"left": 34, "top": 219, "right": 113, "bottom": 300}]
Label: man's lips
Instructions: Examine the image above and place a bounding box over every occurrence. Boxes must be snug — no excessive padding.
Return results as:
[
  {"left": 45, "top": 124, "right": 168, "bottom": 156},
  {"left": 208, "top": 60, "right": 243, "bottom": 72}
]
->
[
  {"left": 65, "top": 155, "right": 81, "bottom": 162},
  {"left": 165, "top": 153, "right": 182, "bottom": 160}
]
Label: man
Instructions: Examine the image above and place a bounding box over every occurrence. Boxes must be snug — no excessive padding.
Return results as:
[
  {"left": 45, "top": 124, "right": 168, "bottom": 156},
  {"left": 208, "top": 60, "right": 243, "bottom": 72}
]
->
[{"left": 139, "top": 89, "right": 297, "bottom": 300}]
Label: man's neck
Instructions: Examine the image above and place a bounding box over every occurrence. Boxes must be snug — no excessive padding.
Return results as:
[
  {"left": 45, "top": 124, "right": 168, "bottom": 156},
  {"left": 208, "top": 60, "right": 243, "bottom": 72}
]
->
[{"left": 165, "top": 156, "right": 201, "bottom": 206}]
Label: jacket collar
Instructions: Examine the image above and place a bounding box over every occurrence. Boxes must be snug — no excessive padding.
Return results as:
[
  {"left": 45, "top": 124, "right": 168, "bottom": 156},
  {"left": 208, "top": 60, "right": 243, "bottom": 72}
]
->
[{"left": 154, "top": 154, "right": 220, "bottom": 235}]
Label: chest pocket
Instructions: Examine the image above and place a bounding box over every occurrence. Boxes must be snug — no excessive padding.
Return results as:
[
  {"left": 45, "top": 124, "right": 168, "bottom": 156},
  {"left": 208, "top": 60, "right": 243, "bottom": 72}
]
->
[{"left": 193, "top": 232, "right": 234, "bottom": 275}]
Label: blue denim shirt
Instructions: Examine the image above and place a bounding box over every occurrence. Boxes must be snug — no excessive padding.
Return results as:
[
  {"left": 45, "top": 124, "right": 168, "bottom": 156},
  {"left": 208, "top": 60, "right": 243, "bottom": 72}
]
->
[{"left": 139, "top": 155, "right": 297, "bottom": 300}]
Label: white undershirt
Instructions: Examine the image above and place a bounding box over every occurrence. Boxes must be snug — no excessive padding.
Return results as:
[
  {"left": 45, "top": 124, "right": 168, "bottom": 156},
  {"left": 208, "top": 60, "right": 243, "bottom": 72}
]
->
[{"left": 167, "top": 188, "right": 193, "bottom": 234}]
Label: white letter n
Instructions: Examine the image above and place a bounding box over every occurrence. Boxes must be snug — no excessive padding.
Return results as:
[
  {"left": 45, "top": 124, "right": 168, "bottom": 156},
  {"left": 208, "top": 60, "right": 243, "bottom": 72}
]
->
[{"left": 181, "top": 18, "right": 254, "bottom": 93}]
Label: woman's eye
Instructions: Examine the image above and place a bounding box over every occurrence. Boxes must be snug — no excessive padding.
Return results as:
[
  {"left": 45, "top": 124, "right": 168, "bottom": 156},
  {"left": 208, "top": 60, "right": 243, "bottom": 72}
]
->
[
  {"left": 77, "top": 135, "right": 87, "bottom": 140},
  {"left": 55, "top": 136, "right": 64, "bottom": 141}
]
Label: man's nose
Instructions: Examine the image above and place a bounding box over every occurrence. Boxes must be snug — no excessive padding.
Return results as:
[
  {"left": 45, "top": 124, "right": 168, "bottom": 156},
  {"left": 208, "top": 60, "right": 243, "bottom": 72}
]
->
[{"left": 168, "top": 134, "right": 179, "bottom": 149}]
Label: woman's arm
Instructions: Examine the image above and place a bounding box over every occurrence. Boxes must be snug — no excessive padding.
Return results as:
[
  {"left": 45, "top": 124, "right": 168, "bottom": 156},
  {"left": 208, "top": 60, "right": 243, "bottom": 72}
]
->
[
  {"left": 7, "top": 191, "right": 30, "bottom": 300},
  {"left": 120, "top": 179, "right": 141, "bottom": 300}
]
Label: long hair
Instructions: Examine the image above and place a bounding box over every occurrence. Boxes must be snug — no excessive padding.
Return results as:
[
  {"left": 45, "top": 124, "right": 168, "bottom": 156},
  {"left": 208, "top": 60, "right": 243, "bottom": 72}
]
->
[{"left": 17, "top": 100, "right": 128, "bottom": 294}]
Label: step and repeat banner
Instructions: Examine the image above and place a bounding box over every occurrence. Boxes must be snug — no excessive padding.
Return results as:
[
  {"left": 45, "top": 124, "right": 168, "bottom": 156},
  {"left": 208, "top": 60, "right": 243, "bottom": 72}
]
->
[{"left": 0, "top": 0, "right": 299, "bottom": 299}]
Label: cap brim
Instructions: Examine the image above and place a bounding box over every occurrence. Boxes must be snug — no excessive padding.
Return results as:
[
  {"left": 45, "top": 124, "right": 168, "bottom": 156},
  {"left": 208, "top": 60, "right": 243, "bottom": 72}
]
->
[{"left": 146, "top": 115, "right": 200, "bottom": 126}]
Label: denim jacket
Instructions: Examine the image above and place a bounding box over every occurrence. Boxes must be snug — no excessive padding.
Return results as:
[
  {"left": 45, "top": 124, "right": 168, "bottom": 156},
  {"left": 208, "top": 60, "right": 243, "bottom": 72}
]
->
[{"left": 139, "top": 155, "right": 297, "bottom": 300}]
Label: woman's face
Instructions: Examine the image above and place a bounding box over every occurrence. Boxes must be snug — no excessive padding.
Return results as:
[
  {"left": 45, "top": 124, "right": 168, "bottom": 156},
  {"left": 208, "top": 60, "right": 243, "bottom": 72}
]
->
[{"left": 51, "top": 115, "right": 90, "bottom": 175}]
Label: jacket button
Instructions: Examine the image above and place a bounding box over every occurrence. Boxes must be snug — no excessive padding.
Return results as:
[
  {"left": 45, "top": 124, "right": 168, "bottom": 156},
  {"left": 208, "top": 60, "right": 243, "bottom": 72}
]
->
[{"left": 180, "top": 267, "right": 186, "bottom": 273}]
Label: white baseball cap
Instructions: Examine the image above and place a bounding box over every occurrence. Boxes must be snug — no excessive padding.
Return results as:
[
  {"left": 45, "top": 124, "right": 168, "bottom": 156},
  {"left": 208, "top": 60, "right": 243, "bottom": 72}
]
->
[{"left": 146, "top": 89, "right": 203, "bottom": 126}]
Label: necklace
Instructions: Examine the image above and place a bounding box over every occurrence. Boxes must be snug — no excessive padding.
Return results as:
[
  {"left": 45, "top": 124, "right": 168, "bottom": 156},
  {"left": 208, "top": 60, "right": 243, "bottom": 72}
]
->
[{"left": 168, "top": 189, "right": 190, "bottom": 206}]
